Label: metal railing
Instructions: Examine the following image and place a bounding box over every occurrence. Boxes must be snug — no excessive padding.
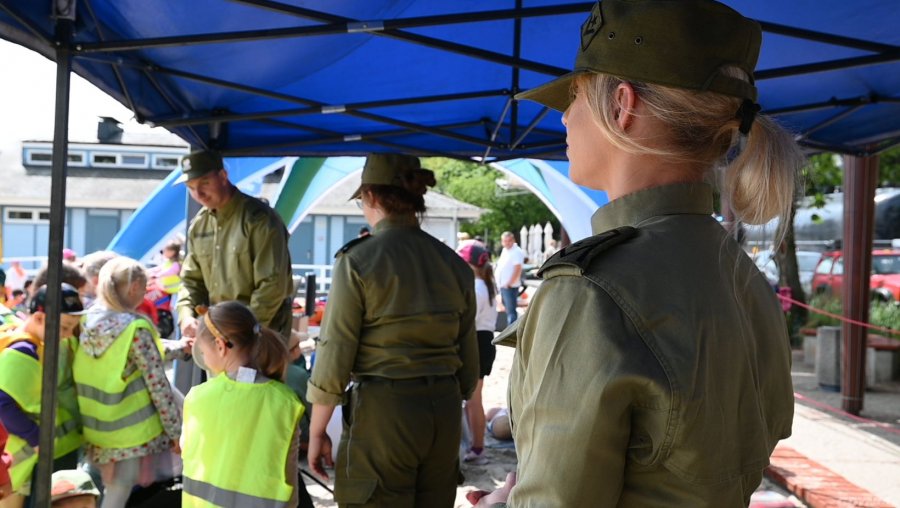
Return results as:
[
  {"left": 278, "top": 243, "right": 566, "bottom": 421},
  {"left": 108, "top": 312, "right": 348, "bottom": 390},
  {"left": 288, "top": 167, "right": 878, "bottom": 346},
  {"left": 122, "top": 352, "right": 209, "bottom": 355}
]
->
[{"left": 291, "top": 264, "right": 333, "bottom": 298}]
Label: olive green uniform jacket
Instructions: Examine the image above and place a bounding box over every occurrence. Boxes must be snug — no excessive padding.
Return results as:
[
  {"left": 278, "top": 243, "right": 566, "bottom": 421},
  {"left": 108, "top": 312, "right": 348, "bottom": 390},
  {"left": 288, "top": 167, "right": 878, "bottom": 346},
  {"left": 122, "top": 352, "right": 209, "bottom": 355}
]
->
[
  {"left": 499, "top": 183, "right": 794, "bottom": 507},
  {"left": 307, "top": 216, "right": 479, "bottom": 406},
  {"left": 176, "top": 190, "right": 294, "bottom": 338}
]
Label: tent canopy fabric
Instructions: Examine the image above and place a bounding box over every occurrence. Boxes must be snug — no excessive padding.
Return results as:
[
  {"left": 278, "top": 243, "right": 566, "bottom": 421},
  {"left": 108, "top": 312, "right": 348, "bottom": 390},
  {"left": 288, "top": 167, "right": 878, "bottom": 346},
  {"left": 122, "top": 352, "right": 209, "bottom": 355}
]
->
[{"left": 1, "top": 1, "right": 899, "bottom": 161}]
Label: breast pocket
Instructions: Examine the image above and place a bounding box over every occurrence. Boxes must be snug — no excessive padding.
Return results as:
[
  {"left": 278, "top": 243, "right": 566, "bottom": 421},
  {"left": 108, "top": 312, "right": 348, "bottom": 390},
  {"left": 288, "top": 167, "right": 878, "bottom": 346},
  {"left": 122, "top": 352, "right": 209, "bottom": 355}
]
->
[{"left": 191, "top": 237, "right": 215, "bottom": 278}]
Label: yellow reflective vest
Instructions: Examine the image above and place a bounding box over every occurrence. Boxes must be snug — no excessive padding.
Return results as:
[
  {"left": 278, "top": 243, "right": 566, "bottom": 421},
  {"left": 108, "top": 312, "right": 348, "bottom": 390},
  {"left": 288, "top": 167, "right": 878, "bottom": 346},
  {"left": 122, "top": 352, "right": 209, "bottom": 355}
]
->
[
  {"left": 182, "top": 373, "right": 303, "bottom": 508},
  {"left": 0, "top": 334, "right": 83, "bottom": 492},
  {"left": 73, "top": 318, "right": 165, "bottom": 449}
]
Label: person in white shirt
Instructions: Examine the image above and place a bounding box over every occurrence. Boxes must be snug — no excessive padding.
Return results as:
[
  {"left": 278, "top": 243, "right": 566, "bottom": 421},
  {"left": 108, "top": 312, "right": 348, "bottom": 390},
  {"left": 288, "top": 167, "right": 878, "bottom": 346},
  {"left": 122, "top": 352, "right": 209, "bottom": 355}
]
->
[
  {"left": 457, "top": 241, "right": 498, "bottom": 465},
  {"left": 495, "top": 231, "right": 524, "bottom": 323}
]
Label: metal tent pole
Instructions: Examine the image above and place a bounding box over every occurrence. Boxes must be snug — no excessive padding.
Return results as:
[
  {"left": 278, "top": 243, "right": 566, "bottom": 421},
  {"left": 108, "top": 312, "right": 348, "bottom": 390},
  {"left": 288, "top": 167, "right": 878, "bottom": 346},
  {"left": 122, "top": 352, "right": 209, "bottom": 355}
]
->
[{"left": 33, "top": 9, "right": 75, "bottom": 508}]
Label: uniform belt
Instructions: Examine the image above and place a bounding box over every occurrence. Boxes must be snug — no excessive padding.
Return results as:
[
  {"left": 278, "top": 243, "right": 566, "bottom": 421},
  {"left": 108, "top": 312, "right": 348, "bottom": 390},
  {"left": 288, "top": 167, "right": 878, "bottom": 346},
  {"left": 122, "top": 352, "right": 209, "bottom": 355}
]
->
[{"left": 355, "top": 375, "right": 456, "bottom": 386}]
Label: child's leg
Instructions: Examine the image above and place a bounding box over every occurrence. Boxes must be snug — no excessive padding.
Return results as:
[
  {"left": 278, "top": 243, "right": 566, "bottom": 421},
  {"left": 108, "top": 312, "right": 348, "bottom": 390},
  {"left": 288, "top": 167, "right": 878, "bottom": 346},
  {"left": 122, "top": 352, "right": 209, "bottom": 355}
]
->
[{"left": 100, "top": 459, "right": 140, "bottom": 508}]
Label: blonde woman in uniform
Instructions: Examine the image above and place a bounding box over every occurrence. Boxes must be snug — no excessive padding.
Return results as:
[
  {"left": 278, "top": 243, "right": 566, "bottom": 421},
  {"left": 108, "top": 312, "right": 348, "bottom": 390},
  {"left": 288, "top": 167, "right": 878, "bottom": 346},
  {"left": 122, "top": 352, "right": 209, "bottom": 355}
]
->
[
  {"left": 307, "top": 154, "right": 478, "bottom": 507},
  {"left": 474, "top": 1, "right": 802, "bottom": 506}
]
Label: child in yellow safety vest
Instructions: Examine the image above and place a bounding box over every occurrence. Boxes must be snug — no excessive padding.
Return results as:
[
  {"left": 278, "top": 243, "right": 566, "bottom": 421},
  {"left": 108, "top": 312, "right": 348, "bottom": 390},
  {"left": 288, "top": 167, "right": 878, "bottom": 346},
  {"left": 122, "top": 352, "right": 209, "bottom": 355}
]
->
[
  {"left": 0, "top": 284, "right": 86, "bottom": 508},
  {"left": 74, "top": 257, "right": 186, "bottom": 508},
  {"left": 181, "top": 301, "right": 307, "bottom": 508}
]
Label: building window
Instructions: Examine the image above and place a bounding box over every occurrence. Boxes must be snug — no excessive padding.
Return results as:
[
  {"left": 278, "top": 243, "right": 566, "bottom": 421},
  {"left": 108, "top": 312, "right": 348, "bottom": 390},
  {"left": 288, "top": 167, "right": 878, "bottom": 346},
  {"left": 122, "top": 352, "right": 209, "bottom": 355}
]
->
[
  {"left": 24, "top": 149, "right": 87, "bottom": 167},
  {"left": 92, "top": 153, "right": 118, "bottom": 166},
  {"left": 29, "top": 152, "right": 52, "bottom": 163},
  {"left": 121, "top": 154, "right": 148, "bottom": 167},
  {"left": 5, "top": 208, "right": 50, "bottom": 224},
  {"left": 152, "top": 155, "right": 180, "bottom": 169},
  {"left": 67, "top": 152, "right": 87, "bottom": 166}
]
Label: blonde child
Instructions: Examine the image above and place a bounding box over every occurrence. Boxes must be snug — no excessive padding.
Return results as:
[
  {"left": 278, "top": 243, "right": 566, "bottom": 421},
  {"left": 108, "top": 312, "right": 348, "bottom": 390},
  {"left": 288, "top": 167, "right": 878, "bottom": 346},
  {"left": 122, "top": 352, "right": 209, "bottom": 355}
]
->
[{"left": 74, "top": 257, "right": 183, "bottom": 508}]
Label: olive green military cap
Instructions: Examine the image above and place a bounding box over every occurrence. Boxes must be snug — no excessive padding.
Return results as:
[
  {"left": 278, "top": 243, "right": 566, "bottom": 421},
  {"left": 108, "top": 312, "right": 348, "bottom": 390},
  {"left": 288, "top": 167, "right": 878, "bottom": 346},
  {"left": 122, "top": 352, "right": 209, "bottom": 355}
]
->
[
  {"left": 350, "top": 153, "right": 431, "bottom": 199},
  {"left": 516, "top": 0, "right": 762, "bottom": 112},
  {"left": 174, "top": 150, "right": 224, "bottom": 184}
]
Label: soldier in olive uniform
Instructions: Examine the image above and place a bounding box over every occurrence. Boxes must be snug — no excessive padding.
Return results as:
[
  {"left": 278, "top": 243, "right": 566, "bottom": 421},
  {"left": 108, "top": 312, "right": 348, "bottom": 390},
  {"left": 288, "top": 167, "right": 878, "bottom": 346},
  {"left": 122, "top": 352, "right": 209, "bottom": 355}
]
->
[
  {"left": 473, "top": 1, "right": 802, "bottom": 506},
  {"left": 174, "top": 150, "right": 294, "bottom": 343},
  {"left": 307, "top": 154, "right": 478, "bottom": 507}
]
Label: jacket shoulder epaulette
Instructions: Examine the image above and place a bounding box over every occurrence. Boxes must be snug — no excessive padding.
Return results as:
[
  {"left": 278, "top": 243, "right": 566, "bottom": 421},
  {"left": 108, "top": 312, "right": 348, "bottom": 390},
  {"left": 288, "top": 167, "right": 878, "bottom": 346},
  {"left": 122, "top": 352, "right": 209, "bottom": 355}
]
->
[
  {"left": 334, "top": 235, "right": 372, "bottom": 258},
  {"left": 537, "top": 226, "right": 638, "bottom": 277}
]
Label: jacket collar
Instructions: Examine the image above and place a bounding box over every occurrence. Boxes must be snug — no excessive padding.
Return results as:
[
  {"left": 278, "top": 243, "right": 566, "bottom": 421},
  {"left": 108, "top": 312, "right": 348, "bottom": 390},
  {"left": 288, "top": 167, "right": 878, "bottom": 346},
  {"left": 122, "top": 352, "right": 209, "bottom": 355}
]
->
[
  {"left": 373, "top": 215, "right": 419, "bottom": 233},
  {"left": 591, "top": 182, "right": 714, "bottom": 234}
]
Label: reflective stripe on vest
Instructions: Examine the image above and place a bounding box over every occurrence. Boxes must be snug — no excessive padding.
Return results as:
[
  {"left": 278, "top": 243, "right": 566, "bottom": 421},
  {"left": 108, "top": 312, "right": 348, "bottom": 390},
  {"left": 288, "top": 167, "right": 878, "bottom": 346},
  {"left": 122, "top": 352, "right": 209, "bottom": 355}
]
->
[
  {"left": 6, "top": 433, "right": 36, "bottom": 492},
  {"left": 73, "top": 317, "right": 165, "bottom": 448},
  {"left": 76, "top": 375, "right": 148, "bottom": 405},
  {"left": 183, "top": 478, "right": 289, "bottom": 508},
  {"left": 81, "top": 402, "right": 160, "bottom": 432},
  {"left": 182, "top": 374, "right": 303, "bottom": 508},
  {"left": 0, "top": 342, "right": 84, "bottom": 466}
]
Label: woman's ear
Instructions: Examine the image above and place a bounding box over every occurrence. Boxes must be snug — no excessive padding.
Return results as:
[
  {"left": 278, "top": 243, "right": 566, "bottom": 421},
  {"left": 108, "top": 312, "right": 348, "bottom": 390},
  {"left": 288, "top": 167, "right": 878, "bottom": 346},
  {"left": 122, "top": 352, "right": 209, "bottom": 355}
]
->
[{"left": 613, "top": 82, "right": 638, "bottom": 131}]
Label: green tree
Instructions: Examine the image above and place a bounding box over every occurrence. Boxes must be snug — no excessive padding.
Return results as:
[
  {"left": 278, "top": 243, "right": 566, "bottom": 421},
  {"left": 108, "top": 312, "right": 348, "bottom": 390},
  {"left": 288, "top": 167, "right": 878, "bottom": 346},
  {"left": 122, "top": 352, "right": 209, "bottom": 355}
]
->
[{"left": 423, "top": 157, "right": 560, "bottom": 248}]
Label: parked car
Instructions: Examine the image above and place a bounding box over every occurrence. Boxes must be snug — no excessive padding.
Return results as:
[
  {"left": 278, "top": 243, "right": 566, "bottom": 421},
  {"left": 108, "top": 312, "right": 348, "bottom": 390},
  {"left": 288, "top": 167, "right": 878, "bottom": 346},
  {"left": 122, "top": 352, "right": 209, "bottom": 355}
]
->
[
  {"left": 811, "top": 249, "right": 900, "bottom": 302},
  {"left": 753, "top": 249, "right": 822, "bottom": 295}
]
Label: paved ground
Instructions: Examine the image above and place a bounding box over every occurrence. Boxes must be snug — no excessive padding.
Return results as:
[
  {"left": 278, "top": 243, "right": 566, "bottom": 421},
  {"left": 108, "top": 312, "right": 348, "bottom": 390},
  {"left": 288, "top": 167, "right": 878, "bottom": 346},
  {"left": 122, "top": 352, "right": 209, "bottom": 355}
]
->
[{"left": 766, "top": 350, "right": 900, "bottom": 507}]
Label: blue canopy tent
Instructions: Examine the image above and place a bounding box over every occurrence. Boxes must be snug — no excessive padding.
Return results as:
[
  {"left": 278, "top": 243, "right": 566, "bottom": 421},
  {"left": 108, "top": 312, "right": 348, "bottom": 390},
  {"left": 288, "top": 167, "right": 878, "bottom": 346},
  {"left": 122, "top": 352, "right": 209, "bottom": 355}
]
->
[
  {"left": 1, "top": 1, "right": 898, "bottom": 158},
  {"left": 2, "top": 1, "right": 899, "bottom": 501}
]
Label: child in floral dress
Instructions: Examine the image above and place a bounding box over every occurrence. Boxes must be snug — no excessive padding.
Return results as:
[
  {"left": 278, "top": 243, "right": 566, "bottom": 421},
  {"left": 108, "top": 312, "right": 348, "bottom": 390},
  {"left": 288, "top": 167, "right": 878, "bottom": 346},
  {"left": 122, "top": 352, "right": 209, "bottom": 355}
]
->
[{"left": 74, "top": 257, "right": 186, "bottom": 508}]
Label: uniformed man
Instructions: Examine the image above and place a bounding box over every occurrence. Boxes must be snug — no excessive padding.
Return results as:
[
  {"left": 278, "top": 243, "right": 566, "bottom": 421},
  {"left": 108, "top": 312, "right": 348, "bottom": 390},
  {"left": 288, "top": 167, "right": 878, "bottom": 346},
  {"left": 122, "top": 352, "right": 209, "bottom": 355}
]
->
[{"left": 174, "top": 150, "right": 294, "bottom": 343}]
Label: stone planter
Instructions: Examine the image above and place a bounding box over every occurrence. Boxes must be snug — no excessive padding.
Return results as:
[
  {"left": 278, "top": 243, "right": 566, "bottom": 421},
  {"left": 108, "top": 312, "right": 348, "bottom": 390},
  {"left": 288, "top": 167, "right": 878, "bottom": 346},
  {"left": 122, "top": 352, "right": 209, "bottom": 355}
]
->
[
  {"left": 800, "top": 328, "right": 817, "bottom": 367},
  {"left": 815, "top": 326, "right": 841, "bottom": 390}
]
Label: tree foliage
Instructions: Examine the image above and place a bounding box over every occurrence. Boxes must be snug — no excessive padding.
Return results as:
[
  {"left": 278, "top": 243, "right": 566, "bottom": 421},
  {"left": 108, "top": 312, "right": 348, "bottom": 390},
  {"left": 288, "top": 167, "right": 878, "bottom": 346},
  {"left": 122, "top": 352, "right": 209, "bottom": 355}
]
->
[{"left": 423, "top": 157, "right": 560, "bottom": 248}]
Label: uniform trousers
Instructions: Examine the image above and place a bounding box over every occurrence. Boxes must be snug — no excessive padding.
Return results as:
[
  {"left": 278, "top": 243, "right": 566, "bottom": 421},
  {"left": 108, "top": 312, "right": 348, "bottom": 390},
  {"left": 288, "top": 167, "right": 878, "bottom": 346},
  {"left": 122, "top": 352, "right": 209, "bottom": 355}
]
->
[{"left": 334, "top": 375, "right": 461, "bottom": 508}]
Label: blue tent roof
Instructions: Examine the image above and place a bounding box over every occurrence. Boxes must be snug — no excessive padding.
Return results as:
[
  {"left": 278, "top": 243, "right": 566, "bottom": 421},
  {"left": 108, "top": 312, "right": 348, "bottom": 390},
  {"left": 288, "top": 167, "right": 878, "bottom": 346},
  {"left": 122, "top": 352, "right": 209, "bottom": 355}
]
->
[{"left": 1, "top": 1, "right": 898, "bottom": 159}]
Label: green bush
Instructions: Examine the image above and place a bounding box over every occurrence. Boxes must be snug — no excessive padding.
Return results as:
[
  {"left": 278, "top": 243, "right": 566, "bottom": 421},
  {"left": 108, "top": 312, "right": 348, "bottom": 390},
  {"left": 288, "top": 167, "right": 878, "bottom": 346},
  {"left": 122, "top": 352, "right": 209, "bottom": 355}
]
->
[
  {"left": 805, "top": 295, "right": 900, "bottom": 339},
  {"left": 869, "top": 301, "right": 900, "bottom": 332},
  {"left": 804, "top": 294, "right": 842, "bottom": 328}
]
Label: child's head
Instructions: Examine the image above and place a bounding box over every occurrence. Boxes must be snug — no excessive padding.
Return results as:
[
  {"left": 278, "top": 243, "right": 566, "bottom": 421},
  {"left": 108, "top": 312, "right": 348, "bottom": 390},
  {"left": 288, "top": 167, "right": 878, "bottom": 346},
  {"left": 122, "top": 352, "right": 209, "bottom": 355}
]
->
[
  {"left": 196, "top": 301, "right": 289, "bottom": 380},
  {"left": 162, "top": 239, "right": 183, "bottom": 262},
  {"left": 26, "top": 284, "right": 85, "bottom": 341},
  {"left": 97, "top": 257, "right": 147, "bottom": 312},
  {"left": 31, "top": 262, "right": 88, "bottom": 299},
  {"left": 11, "top": 289, "right": 25, "bottom": 305},
  {"left": 50, "top": 470, "right": 99, "bottom": 508},
  {"left": 80, "top": 251, "right": 119, "bottom": 296}
]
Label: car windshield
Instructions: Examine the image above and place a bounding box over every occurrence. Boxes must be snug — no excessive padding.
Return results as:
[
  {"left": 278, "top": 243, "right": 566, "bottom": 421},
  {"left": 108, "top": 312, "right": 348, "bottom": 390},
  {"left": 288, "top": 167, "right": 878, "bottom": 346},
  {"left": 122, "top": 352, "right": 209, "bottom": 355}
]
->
[{"left": 872, "top": 255, "right": 900, "bottom": 275}]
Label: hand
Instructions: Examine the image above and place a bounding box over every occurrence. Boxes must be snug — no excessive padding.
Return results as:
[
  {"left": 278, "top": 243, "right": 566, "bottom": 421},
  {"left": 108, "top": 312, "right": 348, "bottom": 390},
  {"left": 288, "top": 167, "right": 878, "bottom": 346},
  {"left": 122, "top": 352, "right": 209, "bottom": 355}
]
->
[
  {"left": 181, "top": 337, "right": 195, "bottom": 355},
  {"left": 468, "top": 472, "right": 516, "bottom": 507},
  {"left": 180, "top": 316, "right": 198, "bottom": 338},
  {"left": 171, "top": 440, "right": 182, "bottom": 455},
  {"left": 0, "top": 481, "right": 12, "bottom": 500},
  {"left": 307, "top": 432, "right": 334, "bottom": 481}
]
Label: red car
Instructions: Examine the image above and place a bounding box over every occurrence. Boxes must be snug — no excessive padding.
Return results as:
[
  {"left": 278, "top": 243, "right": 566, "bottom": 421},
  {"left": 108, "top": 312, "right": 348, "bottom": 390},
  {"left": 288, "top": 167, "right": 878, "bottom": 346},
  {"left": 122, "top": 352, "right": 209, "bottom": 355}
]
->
[{"left": 811, "top": 249, "right": 900, "bottom": 302}]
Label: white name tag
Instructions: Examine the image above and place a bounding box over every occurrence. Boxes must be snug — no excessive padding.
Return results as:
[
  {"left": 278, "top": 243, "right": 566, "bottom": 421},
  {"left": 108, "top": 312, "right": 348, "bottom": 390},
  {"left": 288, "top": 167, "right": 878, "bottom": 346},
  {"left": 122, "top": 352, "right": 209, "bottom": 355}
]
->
[{"left": 236, "top": 366, "right": 257, "bottom": 384}]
